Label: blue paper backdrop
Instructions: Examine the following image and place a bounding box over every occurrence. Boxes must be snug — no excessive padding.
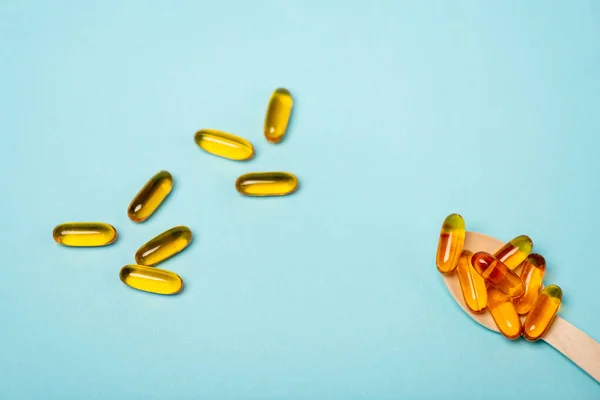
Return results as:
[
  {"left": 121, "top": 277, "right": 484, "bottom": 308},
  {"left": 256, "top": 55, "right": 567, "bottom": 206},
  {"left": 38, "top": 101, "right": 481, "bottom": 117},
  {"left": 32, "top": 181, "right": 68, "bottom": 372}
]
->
[{"left": 1, "top": 1, "right": 599, "bottom": 398}]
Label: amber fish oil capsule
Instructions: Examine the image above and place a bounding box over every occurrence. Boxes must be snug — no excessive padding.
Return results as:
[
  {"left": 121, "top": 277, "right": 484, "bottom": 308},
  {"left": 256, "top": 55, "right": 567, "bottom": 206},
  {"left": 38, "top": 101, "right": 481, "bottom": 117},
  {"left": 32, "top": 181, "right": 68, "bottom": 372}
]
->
[
  {"left": 264, "top": 88, "right": 293, "bottom": 143},
  {"left": 471, "top": 252, "right": 525, "bottom": 297},
  {"left": 487, "top": 287, "right": 522, "bottom": 340},
  {"left": 523, "top": 285, "right": 562, "bottom": 341},
  {"left": 135, "top": 226, "right": 192, "bottom": 266},
  {"left": 236, "top": 172, "right": 299, "bottom": 197},
  {"left": 194, "top": 129, "right": 254, "bottom": 161},
  {"left": 435, "top": 214, "right": 465, "bottom": 274},
  {"left": 128, "top": 170, "right": 173, "bottom": 223},
  {"left": 456, "top": 250, "right": 487, "bottom": 313},
  {"left": 120, "top": 265, "right": 183, "bottom": 295},
  {"left": 53, "top": 222, "right": 117, "bottom": 247},
  {"left": 513, "top": 254, "right": 546, "bottom": 315},
  {"left": 493, "top": 235, "right": 533, "bottom": 270}
]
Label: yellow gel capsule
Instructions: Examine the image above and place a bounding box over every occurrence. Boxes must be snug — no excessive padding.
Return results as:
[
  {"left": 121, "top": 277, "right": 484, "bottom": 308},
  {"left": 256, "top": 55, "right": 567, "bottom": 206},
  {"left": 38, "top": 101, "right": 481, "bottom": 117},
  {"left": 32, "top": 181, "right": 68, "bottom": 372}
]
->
[
  {"left": 194, "top": 129, "right": 254, "bottom": 161},
  {"left": 487, "top": 287, "right": 522, "bottom": 340},
  {"left": 264, "top": 88, "right": 293, "bottom": 143},
  {"left": 472, "top": 252, "right": 525, "bottom": 297},
  {"left": 135, "top": 226, "right": 192, "bottom": 266},
  {"left": 235, "top": 172, "right": 299, "bottom": 197},
  {"left": 435, "top": 213, "right": 465, "bottom": 274},
  {"left": 523, "top": 285, "right": 562, "bottom": 341},
  {"left": 493, "top": 235, "right": 533, "bottom": 270},
  {"left": 128, "top": 170, "right": 173, "bottom": 223},
  {"left": 119, "top": 265, "right": 183, "bottom": 295},
  {"left": 53, "top": 222, "right": 117, "bottom": 247},
  {"left": 513, "top": 254, "right": 546, "bottom": 315},
  {"left": 457, "top": 250, "right": 487, "bottom": 313}
]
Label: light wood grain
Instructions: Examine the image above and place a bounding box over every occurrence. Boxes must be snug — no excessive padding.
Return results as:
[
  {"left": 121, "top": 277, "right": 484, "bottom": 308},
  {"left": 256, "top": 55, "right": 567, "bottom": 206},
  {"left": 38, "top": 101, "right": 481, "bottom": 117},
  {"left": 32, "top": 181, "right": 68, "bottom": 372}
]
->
[
  {"left": 543, "top": 317, "right": 600, "bottom": 382},
  {"left": 442, "top": 231, "right": 600, "bottom": 383}
]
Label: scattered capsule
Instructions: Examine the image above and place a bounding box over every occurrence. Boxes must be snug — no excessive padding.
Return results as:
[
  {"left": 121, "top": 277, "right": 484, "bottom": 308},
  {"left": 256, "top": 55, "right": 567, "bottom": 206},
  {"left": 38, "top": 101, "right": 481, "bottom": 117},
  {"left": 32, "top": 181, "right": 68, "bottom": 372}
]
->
[
  {"left": 235, "top": 172, "right": 298, "bottom": 197},
  {"left": 471, "top": 252, "right": 525, "bottom": 297},
  {"left": 493, "top": 235, "right": 533, "bottom": 270},
  {"left": 194, "top": 129, "right": 254, "bottom": 161},
  {"left": 135, "top": 226, "right": 192, "bottom": 266},
  {"left": 128, "top": 170, "right": 173, "bottom": 223},
  {"left": 523, "top": 285, "right": 562, "bottom": 341},
  {"left": 487, "top": 287, "right": 522, "bottom": 340},
  {"left": 53, "top": 222, "right": 117, "bottom": 247},
  {"left": 435, "top": 214, "right": 465, "bottom": 274},
  {"left": 456, "top": 250, "right": 487, "bottom": 313},
  {"left": 120, "top": 264, "right": 183, "bottom": 295},
  {"left": 514, "top": 254, "right": 546, "bottom": 315},
  {"left": 264, "top": 88, "right": 293, "bottom": 143}
]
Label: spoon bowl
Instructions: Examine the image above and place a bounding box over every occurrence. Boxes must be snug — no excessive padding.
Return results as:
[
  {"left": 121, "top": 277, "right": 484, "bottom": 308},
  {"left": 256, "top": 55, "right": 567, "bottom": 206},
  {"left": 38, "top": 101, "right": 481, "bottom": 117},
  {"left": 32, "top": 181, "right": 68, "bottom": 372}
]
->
[{"left": 441, "top": 231, "right": 600, "bottom": 383}]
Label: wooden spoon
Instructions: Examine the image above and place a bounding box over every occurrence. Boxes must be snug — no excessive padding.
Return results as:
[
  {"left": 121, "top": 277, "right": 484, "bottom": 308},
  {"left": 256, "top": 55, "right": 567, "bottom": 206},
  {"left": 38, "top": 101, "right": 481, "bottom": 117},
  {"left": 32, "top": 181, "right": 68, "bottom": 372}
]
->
[{"left": 442, "top": 231, "right": 600, "bottom": 383}]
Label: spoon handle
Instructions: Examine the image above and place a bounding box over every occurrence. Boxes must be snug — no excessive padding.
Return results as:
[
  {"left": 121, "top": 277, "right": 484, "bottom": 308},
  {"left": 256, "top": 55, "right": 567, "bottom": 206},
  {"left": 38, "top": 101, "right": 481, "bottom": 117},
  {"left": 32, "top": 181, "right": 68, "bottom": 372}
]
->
[{"left": 542, "top": 316, "right": 600, "bottom": 383}]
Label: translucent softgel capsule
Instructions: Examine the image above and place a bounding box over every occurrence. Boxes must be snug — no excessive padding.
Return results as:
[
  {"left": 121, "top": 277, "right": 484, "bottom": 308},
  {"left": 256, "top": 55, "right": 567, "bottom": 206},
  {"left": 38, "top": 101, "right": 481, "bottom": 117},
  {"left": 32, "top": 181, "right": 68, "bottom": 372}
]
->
[
  {"left": 457, "top": 250, "right": 487, "bottom": 313},
  {"left": 264, "top": 88, "right": 293, "bottom": 143},
  {"left": 435, "top": 214, "right": 465, "bottom": 274},
  {"left": 120, "top": 265, "right": 183, "bottom": 295},
  {"left": 194, "top": 129, "right": 254, "bottom": 161},
  {"left": 523, "top": 285, "right": 562, "bottom": 341},
  {"left": 471, "top": 252, "right": 525, "bottom": 297},
  {"left": 53, "top": 222, "right": 117, "bottom": 247},
  {"left": 235, "top": 172, "right": 298, "bottom": 197},
  {"left": 487, "top": 287, "right": 522, "bottom": 340},
  {"left": 493, "top": 235, "right": 533, "bottom": 270},
  {"left": 128, "top": 170, "right": 173, "bottom": 223},
  {"left": 135, "top": 226, "right": 192, "bottom": 266},
  {"left": 513, "top": 254, "right": 546, "bottom": 315}
]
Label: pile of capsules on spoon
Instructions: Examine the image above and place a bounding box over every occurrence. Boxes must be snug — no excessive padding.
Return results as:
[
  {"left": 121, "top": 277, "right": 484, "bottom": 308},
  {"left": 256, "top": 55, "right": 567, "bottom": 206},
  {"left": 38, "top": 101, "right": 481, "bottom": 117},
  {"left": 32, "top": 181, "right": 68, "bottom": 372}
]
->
[
  {"left": 52, "top": 88, "right": 296, "bottom": 295},
  {"left": 436, "top": 213, "right": 563, "bottom": 342}
]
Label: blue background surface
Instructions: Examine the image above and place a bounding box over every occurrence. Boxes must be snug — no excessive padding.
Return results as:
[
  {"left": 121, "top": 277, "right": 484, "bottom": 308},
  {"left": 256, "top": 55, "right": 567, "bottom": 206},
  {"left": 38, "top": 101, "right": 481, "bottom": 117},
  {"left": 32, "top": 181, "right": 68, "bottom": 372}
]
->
[{"left": 1, "top": 1, "right": 599, "bottom": 398}]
